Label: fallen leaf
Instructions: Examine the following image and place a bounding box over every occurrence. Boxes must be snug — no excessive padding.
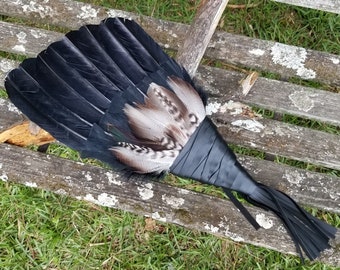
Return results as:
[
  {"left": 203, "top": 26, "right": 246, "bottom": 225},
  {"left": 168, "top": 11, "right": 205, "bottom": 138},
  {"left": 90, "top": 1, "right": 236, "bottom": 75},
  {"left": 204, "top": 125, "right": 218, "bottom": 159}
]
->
[
  {"left": 144, "top": 217, "right": 157, "bottom": 232},
  {"left": 0, "top": 121, "right": 55, "bottom": 146},
  {"left": 144, "top": 217, "right": 166, "bottom": 234}
]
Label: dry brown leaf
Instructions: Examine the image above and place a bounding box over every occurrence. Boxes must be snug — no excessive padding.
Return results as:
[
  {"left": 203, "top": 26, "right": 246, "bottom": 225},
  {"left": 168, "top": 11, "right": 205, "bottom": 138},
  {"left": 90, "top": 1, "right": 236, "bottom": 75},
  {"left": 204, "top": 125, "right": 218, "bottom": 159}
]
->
[
  {"left": 0, "top": 121, "right": 55, "bottom": 146},
  {"left": 144, "top": 217, "right": 157, "bottom": 232},
  {"left": 144, "top": 217, "right": 166, "bottom": 234}
]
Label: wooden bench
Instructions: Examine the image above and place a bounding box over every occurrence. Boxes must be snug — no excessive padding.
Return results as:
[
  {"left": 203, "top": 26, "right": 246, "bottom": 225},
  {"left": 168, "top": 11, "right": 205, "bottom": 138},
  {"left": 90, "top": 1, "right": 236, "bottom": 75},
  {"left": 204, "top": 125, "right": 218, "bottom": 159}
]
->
[{"left": 0, "top": 0, "right": 339, "bottom": 266}]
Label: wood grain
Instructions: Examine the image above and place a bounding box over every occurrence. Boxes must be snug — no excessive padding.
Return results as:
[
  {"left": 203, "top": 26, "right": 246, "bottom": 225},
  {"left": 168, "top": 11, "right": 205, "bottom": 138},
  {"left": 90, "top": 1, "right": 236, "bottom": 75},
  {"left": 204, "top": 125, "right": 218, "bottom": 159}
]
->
[
  {"left": 176, "top": 0, "right": 229, "bottom": 76},
  {"left": 214, "top": 112, "right": 340, "bottom": 170},
  {"left": 0, "top": 97, "right": 24, "bottom": 131},
  {"left": 273, "top": 0, "right": 340, "bottom": 14},
  {"left": 196, "top": 65, "right": 340, "bottom": 127}
]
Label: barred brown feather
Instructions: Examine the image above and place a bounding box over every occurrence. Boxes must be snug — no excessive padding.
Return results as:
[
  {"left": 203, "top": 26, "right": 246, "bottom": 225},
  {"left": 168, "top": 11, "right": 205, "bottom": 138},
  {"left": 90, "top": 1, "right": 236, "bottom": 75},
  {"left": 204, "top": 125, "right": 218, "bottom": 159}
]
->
[{"left": 111, "top": 76, "right": 206, "bottom": 173}]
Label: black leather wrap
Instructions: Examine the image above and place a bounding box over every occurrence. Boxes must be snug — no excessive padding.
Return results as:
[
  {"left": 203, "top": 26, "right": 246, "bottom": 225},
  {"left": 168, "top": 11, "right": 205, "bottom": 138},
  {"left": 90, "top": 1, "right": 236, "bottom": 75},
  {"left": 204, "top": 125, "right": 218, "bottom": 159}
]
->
[{"left": 170, "top": 117, "right": 257, "bottom": 195}]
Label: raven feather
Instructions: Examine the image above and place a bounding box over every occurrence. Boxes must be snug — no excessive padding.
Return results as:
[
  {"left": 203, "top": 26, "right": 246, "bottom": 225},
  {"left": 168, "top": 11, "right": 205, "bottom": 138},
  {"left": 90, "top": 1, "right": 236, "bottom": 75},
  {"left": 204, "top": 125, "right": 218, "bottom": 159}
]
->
[{"left": 5, "top": 17, "right": 336, "bottom": 261}]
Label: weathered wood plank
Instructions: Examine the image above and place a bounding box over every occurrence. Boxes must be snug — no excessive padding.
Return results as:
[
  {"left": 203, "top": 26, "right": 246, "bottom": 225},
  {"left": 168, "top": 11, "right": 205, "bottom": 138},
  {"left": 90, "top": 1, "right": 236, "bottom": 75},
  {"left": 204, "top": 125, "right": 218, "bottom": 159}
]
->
[
  {"left": 0, "top": 58, "right": 17, "bottom": 89},
  {"left": 0, "top": 98, "right": 23, "bottom": 131},
  {"left": 1, "top": 0, "right": 340, "bottom": 86},
  {"left": 205, "top": 32, "right": 340, "bottom": 86},
  {"left": 2, "top": 54, "right": 340, "bottom": 129},
  {"left": 238, "top": 155, "right": 340, "bottom": 214},
  {"left": 2, "top": 60, "right": 340, "bottom": 170},
  {"left": 0, "top": 21, "right": 63, "bottom": 56},
  {"left": 176, "top": 0, "right": 229, "bottom": 76},
  {"left": 1, "top": 94, "right": 339, "bottom": 196},
  {"left": 0, "top": 143, "right": 339, "bottom": 266},
  {"left": 273, "top": 0, "right": 340, "bottom": 14},
  {"left": 0, "top": 0, "right": 134, "bottom": 28},
  {"left": 196, "top": 66, "right": 340, "bottom": 127},
  {"left": 214, "top": 110, "right": 340, "bottom": 171},
  {"left": 2, "top": 62, "right": 340, "bottom": 171}
]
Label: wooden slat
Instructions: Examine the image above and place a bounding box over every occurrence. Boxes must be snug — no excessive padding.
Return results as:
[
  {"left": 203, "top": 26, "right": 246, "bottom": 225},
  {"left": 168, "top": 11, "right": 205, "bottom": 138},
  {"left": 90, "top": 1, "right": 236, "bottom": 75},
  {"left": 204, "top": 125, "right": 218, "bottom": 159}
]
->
[
  {"left": 2, "top": 58, "right": 340, "bottom": 171},
  {"left": 0, "top": 58, "right": 17, "bottom": 89},
  {"left": 1, "top": 102, "right": 339, "bottom": 213},
  {"left": 214, "top": 110, "right": 340, "bottom": 171},
  {"left": 196, "top": 66, "right": 340, "bottom": 127},
  {"left": 1, "top": 86, "right": 340, "bottom": 174},
  {"left": 0, "top": 143, "right": 339, "bottom": 266},
  {"left": 1, "top": 0, "right": 339, "bottom": 86},
  {"left": 238, "top": 155, "right": 340, "bottom": 214},
  {"left": 0, "top": 21, "right": 63, "bottom": 57},
  {"left": 0, "top": 0, "right": 135, "bottom": 30},
  {"left": 0, "top": 98, "right": 23, "bottom": 131},
  {"left": 273, "top": 0, "right": 340, "bottom": 14},
  {"left": 0, "top": 88, "right": 340, "bottom": 190},
  {"left": 205, "top": 31, "right": 340, "bottom": 86},
  {"left": 176, "top": 0, "right": 229, "bottom": 76},
  {"left": 2, "top": 54, "right": 340, "bottom": 129}
]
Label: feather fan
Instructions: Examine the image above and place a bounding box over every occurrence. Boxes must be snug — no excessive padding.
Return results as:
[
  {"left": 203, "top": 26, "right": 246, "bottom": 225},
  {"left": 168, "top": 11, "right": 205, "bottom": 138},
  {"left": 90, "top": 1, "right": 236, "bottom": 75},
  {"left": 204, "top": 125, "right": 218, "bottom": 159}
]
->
[{"left": 5, "top": 17, "right": 336, "bottom": 261}]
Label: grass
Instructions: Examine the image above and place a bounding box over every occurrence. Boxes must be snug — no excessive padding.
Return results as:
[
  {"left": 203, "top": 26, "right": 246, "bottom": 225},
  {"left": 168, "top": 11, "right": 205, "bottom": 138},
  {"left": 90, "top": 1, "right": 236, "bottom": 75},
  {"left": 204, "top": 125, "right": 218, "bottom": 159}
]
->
[
  {"left": 0, "top": 88, "right": 7, "bottom": 98},
  {"left": 0, "top": 0, "right": 340, "bottom": 269},
  {"left": 78, "top": 0, "right": 340, "bottom": 54},
  {"left": 1, "top": 180, "right": 338, "bottom": 270},
  {"left": 220, "top": 1, "right": 340, "bottom": 54}
]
